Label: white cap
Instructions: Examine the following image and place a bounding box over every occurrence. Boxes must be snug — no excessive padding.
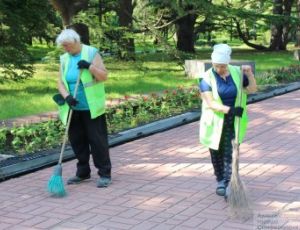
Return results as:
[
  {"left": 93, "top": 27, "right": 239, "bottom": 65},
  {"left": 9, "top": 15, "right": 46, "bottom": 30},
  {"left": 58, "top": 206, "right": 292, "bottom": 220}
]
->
[{"left": 211, "top": 44, "right": 232, "bottom": 64}]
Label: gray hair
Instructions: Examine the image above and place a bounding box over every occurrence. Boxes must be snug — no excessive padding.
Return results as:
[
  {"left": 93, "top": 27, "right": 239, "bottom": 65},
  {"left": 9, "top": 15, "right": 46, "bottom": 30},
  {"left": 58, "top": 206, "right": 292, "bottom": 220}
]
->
[{"left": 56, "top": 29, "right": 81, "bottom": 46}]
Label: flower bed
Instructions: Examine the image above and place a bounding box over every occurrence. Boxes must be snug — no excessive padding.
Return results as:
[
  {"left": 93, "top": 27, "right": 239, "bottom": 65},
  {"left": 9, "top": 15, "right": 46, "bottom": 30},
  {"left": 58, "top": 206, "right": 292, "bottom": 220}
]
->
[
  {"left": 107, "top": 87, "right": 201, "bottom": 133},
  {"left": 3, "top": 61, "right": 300, "bottom": 156},
  {"left": 0, "top": 86, "right": 201, "bottom": 155}
]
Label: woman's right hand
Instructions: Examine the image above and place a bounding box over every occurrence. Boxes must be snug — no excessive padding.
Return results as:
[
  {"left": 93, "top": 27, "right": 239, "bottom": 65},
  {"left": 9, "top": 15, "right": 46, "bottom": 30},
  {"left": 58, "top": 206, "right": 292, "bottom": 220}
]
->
[
  {"left": 65, "top": 95, "right": 78, "bottom": 107},
  {"left": 228, "top": 106, "right": 244, "bottom": 117}
]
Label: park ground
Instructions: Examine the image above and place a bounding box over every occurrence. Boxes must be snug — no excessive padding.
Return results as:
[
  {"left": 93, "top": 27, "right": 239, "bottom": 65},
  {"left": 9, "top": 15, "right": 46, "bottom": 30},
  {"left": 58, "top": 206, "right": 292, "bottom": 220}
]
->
[{"left": 0, "top": 90, "right": 299, "bottom": 230}]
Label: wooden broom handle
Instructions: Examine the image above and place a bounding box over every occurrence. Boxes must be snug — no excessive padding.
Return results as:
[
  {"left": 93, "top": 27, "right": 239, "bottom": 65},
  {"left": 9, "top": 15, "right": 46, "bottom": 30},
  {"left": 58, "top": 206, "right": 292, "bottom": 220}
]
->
[
  {"left": 232, "top": 67, "right": 244, "bottom": 174},
  {"left": 58, "top": 70, "right": 82, "bottom": 164}
]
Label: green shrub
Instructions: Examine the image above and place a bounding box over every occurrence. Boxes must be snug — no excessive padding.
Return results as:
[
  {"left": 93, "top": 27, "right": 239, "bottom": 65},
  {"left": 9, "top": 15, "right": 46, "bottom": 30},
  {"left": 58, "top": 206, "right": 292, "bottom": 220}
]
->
[
  {"left": 256, "top": 64, "right": 300, "bottom": 85},
  {"left": 106, "top": 86, "right": 201, "bottom": 134},
  {"left": 1, "top": 62, "right": 300, "bottom": 155},
  {"left": 0, "top": 128, "right": 7, "bottom": 152},
  {"left": 4, "top": 120, "right": 64, "bottom": 154},
  {"left": 1, "top": 87, "right": 201, "bottom": 155}
]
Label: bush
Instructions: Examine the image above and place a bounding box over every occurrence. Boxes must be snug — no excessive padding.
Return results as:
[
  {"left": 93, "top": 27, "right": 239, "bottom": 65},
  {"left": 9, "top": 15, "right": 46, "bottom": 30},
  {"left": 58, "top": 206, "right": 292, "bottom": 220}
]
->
[
  {"left": 0, "top": 119, "right": 65, "bottom": 155},
  {"left": 107, "top": 86, "right": 201, "bottom": 133},
  {"left": 0, "top": 127, "right": 7, "bottom": 151},
  {"left": 256, "top": 64, "right": 300, "bottom": 85},
  {"left": 0, "top": 87, "right": 201, "bottom": 155},
  {"left": 2, "top": 62, "right": 300, "bottom": 155}
]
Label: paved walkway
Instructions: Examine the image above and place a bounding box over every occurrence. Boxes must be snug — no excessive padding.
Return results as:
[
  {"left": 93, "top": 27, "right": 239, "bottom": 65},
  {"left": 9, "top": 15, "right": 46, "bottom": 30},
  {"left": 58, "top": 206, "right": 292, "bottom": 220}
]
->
[{"left": 0, "top": 90, "right": 299, "bottom": 230}]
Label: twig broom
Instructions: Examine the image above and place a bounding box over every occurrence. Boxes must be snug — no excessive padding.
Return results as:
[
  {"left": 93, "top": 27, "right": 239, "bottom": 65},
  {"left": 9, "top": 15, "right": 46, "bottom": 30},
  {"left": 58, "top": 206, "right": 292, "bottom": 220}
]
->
[
  {"left": 47, "top": 71, "right": 82, "bottom": 197},
  {"left": 227, "top": 67, "right": 252, "bottom": 218}
]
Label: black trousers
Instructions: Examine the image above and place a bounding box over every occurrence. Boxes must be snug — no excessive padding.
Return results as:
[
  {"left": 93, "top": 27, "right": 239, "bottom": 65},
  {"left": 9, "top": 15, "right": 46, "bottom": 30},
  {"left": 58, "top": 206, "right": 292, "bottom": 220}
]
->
[
  {"left": 209, "top": 114, "right": 235, "bottom": 185},
  {"left": 68, "top": 111, "right": 112, "bottom": 178}
]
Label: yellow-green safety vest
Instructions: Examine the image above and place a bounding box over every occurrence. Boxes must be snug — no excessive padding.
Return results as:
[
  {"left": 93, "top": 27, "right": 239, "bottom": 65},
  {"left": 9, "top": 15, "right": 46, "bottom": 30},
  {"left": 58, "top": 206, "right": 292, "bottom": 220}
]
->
[
  {"left": 58, "top": 44, "right": 106, "bottom": 125},
  {"left": 199, "top": 65, "right": 248, "bottom": 150}
]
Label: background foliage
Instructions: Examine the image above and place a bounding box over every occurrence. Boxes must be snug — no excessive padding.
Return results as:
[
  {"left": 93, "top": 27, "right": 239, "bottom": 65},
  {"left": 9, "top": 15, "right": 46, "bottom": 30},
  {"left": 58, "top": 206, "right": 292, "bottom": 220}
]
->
[
  {"left": 1, "top": 0, "right": 300, "bottom": 156},
  {"left": 0, "top": 86, "right": 201, "bottom": 154},
  {"left": 1, "top": 0, "right": 300, "bottom": 84}
]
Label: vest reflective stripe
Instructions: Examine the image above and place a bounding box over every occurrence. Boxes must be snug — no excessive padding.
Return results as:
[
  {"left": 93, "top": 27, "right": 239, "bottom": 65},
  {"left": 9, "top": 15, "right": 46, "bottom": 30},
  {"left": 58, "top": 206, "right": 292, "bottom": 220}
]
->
[
  {"left": 83, "top": 80, "right": 98, "bottom": 88},
  {"left": 58, "top": 45, "right": 106, "bottom": 125},
  {"left": 199, "top": 65, "right": 248, "bottom": 150}
]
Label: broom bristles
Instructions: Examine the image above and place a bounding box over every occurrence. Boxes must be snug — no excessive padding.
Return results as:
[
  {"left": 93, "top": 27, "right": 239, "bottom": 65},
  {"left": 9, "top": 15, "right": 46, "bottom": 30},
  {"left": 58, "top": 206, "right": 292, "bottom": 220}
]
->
[
  {"left": 47, "top": 164, "right": 66, "bottom": 197},
  {"left": 228, "top": 142, "right": 252, "bottom": 219},
  {"left": 227, "top": 171, "right": 252, "bottom": 219},
  {"left": 227, "top": 69, "right": 253, "bottom": 219}
]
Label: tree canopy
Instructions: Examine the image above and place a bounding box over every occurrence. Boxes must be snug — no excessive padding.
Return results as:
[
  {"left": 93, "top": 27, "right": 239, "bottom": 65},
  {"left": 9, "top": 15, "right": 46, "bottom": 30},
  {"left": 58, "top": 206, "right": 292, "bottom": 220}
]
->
[
  {"left": 0, "top": 0, "right": 59, "bottom": 83},
  {"left": 1, "top": 0, "right": 300, "bottom": 83}
]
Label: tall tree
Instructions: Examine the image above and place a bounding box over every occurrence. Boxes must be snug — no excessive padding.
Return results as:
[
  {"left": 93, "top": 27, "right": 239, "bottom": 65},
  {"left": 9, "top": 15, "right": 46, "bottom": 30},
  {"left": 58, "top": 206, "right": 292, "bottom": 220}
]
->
[
  {"left": 0, "top": 0, "right": 57, "bottom": 83},
  {"left": 296, "top": 0, "right": 300, "bottom": 46},
  {"left": 147, "top": 0, "right": 206, "bottom": 53},
  {"left": 50, "top": 0, "right": 89, "bottom": 26},
  {"left": 49, "top": 0, "right": 90, "bottom": 44},
  {"left": 175, "top": 3, "right": 197, "bottom": 52},
  {"left": 269, "top": 0, "right": 295, "bottom": 50},
  {"left": 80, "top": 0, "right": 136, "bottom": 59},
  {"left": 218, "top": 0, "right": 297, "bottom": 51},
  {"left": 115, "top": 0, "right": 135, "bottom": 59}
]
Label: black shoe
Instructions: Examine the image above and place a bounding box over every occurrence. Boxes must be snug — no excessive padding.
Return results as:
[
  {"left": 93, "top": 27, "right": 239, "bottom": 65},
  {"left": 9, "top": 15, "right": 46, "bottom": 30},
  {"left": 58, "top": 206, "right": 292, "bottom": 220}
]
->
[
  {"left": 96, "top": 177, "right": 112, "bottom": 188},
  {"left": 216, "top": 180, "right": 226, "bottom": 196},
  {"left": 67, "top": 175, "right": 91, "bottom": 185}
]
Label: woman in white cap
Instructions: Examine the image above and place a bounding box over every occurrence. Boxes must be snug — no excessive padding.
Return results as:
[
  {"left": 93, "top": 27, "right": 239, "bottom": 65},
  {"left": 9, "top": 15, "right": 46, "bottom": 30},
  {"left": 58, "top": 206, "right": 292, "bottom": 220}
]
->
[{"left": 199, "top": 44, "right": 257, "bottom": 197}]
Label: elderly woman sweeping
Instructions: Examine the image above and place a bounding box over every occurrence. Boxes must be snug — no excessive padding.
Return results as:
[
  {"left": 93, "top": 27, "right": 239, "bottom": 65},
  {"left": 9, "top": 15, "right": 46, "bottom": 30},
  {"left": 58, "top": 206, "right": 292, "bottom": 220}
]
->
[
  {"left": 199, "top": 44, "right": 257, "bottom": 198},
  {"left": 52, "top": 29, "right": 112, "bottom": 190}
]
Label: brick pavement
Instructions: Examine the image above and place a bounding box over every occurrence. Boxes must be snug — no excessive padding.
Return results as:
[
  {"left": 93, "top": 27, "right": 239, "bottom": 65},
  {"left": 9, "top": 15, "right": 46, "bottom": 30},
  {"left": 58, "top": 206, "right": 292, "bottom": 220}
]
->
[{"left": 0, "top": 90, "right": 299, "bottom": 230}]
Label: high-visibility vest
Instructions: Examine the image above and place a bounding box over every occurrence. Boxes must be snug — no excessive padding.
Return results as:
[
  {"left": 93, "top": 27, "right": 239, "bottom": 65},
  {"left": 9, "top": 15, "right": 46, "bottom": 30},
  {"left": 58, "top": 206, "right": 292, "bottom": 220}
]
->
[
  {"left": 199, "top": 65, "right": 248, "bottom": 150},
  {"left": 58, "top": 44, "right": 106, "bottom": 125}
]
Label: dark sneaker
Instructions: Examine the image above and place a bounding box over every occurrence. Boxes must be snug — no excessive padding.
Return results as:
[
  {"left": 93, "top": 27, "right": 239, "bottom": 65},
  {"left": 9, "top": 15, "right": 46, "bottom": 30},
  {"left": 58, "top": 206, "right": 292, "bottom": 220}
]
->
[
  {"left": 216, "top": 180, "right": 226, "bottom": 196},
  {"left": 96, "top": 177, "right": 112, "bottom": 188},
  {"left": 67, "top": 175, "right": 91, "bottom": 185}
]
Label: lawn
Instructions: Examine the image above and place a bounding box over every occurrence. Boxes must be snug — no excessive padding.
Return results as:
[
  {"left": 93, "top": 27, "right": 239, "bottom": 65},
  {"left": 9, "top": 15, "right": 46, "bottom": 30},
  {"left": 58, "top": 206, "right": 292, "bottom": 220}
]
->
[{"left": 0, "top": 44, "right": 299, "bottom": 120}]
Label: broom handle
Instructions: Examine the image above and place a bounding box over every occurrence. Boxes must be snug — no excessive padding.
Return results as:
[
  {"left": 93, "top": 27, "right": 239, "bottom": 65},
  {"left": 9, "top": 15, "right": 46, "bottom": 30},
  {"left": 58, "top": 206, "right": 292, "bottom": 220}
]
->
[
  {"left": 233, "top": 67, "right": 243, "bottom": 172},
  {"left": 58, "top": 70, "right": 82, "bottom": 164}
]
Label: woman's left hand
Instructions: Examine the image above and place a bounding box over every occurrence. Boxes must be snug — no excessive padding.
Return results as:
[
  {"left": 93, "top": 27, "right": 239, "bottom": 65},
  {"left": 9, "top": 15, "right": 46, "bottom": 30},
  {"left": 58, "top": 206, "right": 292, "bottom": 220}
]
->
[
  {"left": 78, "top": 60, "right": 91, "bottom": 69},
  {"left": 242, "top": 65, "right": 257, "bottom": 93},
  {"left": 241, "top": 65, "right": 254, "bottom": 77}
]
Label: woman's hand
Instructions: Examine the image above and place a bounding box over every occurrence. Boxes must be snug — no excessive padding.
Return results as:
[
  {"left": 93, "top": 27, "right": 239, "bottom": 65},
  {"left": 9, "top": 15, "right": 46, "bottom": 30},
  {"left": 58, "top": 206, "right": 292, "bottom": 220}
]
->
[
  {"left": 241, "top": 65, "right": 257, "bottom": 94},
  {"left": 242, "top": 65, "right": 254, "bottom": 77},
  {"left": 77, "top": 60, "right": 91, "bottom": 69},
  {"left": 201, "top": 91, "right": 232, "bottom": 114},
  {"left": 65, "top": 95, "right": 78, "bottom": 107}
]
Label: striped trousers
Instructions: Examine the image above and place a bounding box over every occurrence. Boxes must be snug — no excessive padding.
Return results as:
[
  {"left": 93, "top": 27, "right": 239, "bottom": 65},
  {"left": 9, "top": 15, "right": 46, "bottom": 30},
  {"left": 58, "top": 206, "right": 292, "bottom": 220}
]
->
[{"left": 209, "top": 114, "right": 235, "bottom": 186}]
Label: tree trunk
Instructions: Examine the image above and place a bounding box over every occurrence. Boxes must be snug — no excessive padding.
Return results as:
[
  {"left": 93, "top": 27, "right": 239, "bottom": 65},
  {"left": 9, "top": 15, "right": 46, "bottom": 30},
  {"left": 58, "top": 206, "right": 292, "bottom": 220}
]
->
[
  {"left": 98, "top": 0, "right": 103, "bottom": 24},
  {"left": 175, "top": 14, "right": 197, "bottom": 53},
  {"left": 296, "top": 0, "right": 300, "bottom": 47},
  {"left": 282, "top": 0, "right": 294, "bottom": 49},
  {"left": 116, "top": 0, "right": 135, "bottom": 60},
  {"left": 50, "top": 0, "right": 90, "bottom": 45},
  {"left": 67, "top": 23, "right": 90, "bottom": 45},
  {"left": 269, "top": 0, "right": 294, "bottom": 50},
  {"left": 269, "top": 0, "right": 284, "bottom": 50},
  {"left": 50, "top": 0, "right": 88, "bottom": 27}
]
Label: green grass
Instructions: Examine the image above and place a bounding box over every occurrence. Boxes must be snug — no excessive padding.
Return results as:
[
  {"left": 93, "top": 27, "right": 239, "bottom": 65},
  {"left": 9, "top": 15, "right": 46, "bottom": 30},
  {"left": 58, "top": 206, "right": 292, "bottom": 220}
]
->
[
  {"left": 28, "top": 44, "right": 55, "bottom": 61},
  {"left": 105, "top": 54, "right": 194, "bottom": 98},
  {"left": 231, "top": 49, "right": 299, "bottom": 73},
  {"left": 0, "top": 63, "right": 58, "bottom": 119},
  {"left": 0, "top": 45, "right": 299, "bottom": 120}
]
